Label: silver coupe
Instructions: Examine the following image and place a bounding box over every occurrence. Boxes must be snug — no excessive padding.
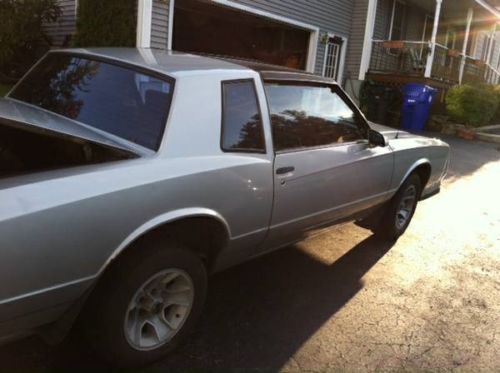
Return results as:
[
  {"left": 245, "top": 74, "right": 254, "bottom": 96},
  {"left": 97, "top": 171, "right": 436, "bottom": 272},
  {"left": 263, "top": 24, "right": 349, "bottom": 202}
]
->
[{"left": 0, "top": 48, "right": 449, "bottom": 366}]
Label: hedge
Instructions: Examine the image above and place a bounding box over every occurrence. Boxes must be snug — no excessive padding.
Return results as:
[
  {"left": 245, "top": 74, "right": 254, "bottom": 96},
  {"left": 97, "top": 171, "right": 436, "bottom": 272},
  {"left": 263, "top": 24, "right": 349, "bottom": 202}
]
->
[
  {"left": 0, "top": 0, "right": 61, "bottom": 82},
  {"left": 445, "top": 84, "right": 499, "bottom": 127},
  {"left": 73, "top": 0, "right": 137, "bottom": 48}
]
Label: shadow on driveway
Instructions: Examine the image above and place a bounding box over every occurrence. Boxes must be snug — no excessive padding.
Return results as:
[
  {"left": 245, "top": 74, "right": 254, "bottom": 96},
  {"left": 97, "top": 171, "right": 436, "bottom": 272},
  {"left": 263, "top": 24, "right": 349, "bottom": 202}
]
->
[{"left": 0, "top": 234, "right": 393, "bottom": 371}]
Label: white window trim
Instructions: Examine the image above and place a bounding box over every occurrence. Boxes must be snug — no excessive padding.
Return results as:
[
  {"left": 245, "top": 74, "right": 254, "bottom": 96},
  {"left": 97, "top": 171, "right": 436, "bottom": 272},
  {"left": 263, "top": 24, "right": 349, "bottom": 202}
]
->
[
  {"left": 167, "top": 0, "right": 320, "bottom": 73},
  {"left": 388, "top": 0, "right": 406, "bottom": 41},
  {"left": 321, "top": 33, "right": 348, "bottom": 84}
]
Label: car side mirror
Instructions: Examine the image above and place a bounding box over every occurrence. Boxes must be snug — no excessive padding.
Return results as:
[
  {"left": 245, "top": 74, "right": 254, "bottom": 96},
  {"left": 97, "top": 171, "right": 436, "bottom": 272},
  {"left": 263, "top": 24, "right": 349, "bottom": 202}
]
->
[{"left": 368, "top": 129, "right": 386, "bottom": 147}]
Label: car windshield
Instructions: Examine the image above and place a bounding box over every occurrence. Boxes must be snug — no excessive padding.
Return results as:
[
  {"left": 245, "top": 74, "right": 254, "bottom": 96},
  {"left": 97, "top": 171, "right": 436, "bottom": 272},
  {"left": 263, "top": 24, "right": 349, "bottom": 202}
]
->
[{"left": 10, "top": 53, "right": 173, "bottom": 150}]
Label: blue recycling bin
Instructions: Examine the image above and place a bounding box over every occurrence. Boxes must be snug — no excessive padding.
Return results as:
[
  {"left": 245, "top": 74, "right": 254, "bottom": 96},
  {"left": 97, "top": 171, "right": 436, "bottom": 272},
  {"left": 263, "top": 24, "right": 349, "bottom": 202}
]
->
[{"left": 401, "top": 84, "right": 437, "bottom": 131}]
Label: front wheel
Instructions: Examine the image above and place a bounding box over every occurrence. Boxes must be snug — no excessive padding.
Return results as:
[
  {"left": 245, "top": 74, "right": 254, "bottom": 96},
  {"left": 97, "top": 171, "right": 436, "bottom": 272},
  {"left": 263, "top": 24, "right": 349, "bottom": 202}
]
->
[
  {"left": 81, "top": 243, "right": 207, "bottom": 367},
  {"left": 374, "top": 173, "right": 422, "bottom": 241}
]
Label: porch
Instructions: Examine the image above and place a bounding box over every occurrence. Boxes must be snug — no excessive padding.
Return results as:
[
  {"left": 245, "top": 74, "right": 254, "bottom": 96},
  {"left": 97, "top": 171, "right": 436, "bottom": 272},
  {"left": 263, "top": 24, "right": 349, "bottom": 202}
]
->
[{"left": 365, "top": 0, "right": 500, "bottom": 87}]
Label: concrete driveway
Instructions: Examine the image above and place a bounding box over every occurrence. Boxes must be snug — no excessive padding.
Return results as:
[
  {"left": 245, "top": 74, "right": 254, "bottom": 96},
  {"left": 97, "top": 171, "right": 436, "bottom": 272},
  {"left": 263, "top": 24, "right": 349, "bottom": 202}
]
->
[{"left": 1, "top": 135, "right": 499, "bottom": 371}]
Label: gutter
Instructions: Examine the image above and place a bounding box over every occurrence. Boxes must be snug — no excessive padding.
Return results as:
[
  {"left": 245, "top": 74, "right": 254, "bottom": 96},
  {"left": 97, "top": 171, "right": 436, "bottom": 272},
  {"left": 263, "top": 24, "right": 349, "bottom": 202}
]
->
[{"left": 475, "top": 0, "right": 500, "bottom": 19}]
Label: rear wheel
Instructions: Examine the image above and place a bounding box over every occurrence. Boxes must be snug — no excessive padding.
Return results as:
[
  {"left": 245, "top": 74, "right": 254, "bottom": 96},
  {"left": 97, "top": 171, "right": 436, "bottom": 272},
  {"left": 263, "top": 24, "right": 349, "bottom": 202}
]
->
[
  {"left": 81, "top": 242, "right": 207, "bottom": 367},
  {"left": 374, "top": 173, "right": 422, "bottom": 241}
]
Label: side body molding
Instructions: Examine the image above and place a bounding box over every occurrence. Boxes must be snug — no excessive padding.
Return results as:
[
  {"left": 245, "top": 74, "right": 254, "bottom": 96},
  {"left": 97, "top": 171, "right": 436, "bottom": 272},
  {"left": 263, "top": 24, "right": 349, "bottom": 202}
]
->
[{"left": 97, "top": 207, "right": 232, "bottom": 275}]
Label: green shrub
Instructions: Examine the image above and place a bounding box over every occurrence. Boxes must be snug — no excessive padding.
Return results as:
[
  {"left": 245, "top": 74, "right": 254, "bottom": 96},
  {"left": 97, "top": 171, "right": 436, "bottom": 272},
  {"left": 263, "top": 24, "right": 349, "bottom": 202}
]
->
[
  {"left": 0, "top": 0, "right": 61, "bottom": 83},
  {"left": 445, "top": 84, "right": 499, "bottom": 127},
  {"left": 490, "top": 85, "right": 500, "bottom": 124},
  {"left": 73, "top": 0, "right": 137, "bottom": 47}
]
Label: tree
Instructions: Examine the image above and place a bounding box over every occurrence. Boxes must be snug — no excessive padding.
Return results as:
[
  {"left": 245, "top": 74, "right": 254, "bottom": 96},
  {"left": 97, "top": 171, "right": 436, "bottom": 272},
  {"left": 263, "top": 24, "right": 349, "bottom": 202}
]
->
[
  {"left": 0, "top": 0, "right": 61, "bottom": 82},
  {"left": 73, "top": 0, "right": 137, "bottom": 48}
]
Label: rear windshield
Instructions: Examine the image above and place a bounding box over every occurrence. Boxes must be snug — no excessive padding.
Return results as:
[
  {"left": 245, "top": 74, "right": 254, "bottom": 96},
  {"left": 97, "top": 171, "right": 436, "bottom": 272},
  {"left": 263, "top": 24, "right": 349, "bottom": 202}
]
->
[{"left": 10, "top": 53, "right": 173, "bottom": 150}]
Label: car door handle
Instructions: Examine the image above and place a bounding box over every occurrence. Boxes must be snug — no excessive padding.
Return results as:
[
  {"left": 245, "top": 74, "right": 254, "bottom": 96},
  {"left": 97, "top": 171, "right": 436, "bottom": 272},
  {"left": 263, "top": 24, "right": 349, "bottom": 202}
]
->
[{"left": 276, "top": 166, "right": 295, "bottom": 175}]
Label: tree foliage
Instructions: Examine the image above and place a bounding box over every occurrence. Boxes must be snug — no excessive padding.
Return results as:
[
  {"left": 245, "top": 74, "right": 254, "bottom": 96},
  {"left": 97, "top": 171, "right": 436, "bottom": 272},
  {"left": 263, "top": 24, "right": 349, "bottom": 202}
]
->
[
  {"left": 73, "top": 0, "right": 137, "bottom": 48},
  {"left": 445, "top": 84, "right": 499, "bottom": 127},
  {"left": 0, "top": 0, "right": 61, "bottom": 82}
]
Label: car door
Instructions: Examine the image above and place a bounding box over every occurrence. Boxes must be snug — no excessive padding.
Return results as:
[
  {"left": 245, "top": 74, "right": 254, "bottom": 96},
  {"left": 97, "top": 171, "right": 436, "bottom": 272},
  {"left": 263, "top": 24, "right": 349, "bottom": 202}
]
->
[{"left": 263, "top": 80, "right": 394, "bottom": 249}]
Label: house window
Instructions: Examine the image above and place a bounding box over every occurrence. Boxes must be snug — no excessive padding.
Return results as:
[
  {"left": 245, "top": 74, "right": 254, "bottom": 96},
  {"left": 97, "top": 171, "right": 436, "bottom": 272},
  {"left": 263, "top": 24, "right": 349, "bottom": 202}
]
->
[
  {"left": 323, "top": 36, "right": 344, "bottom": 81},
  {"left": 389, "top": 0, "right": 406, "bottom": 41}
]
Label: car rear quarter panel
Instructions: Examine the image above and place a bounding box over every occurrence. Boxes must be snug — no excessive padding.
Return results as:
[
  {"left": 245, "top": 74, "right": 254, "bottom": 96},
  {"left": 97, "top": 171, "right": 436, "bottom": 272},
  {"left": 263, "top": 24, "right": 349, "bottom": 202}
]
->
[{"left": 0, "top": 70, "right": 275, "bottom": 328}]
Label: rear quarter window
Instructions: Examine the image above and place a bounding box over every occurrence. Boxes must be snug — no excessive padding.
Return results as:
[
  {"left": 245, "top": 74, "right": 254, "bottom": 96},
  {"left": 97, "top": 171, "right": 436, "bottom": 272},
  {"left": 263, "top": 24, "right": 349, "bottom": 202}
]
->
[{"left": 221, "top": 80, "right": 266, "bottom": 153}]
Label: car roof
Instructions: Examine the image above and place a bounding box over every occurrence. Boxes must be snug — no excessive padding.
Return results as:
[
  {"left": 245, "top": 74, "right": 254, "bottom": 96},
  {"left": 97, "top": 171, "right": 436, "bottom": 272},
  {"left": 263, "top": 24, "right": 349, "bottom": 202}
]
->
[{"left": 50, "top": 48, "right": 337, "bottom": 84}]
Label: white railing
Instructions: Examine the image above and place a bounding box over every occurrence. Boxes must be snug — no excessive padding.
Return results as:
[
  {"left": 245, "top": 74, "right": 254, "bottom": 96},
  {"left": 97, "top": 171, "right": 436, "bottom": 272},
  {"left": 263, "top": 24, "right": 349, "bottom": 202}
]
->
[{"left": 369, "top": 39, "right": 500, "bottom": 85}]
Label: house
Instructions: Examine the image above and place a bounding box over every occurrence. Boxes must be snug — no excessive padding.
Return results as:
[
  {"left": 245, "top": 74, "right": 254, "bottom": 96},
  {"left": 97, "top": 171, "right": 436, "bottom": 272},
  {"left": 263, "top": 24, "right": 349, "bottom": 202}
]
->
[{"left": 45, "top": 0, "right": 500, "bottom": 99}]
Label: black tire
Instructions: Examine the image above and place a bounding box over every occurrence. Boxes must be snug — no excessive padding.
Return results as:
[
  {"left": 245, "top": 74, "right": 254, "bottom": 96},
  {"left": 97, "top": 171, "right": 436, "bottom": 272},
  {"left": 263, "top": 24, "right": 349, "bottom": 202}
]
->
[
  {"left": 374, "top": 173, "right": 422, "bottom": 241},
  {"left": 81, "top": 241, "right": 207, "bottom": 367}
]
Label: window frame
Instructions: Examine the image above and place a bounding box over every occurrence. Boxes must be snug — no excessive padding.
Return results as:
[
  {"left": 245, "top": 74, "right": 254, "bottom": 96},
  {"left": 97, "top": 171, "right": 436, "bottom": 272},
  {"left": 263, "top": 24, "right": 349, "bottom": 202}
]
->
[
  {"left": 10, "top": 51, "right": 176, "bottom": 152},
  {"left": 388, "top": 0, "right": 406, "bottom": 42},
  {"left": 263, "top": 79, "right": 370, "bottom": 154},
  {"left": 322, "top": 34, "right": 347, "bottom": 83},
  {"left": 220, "top": 78, "right": 267, "bottom": 154}
]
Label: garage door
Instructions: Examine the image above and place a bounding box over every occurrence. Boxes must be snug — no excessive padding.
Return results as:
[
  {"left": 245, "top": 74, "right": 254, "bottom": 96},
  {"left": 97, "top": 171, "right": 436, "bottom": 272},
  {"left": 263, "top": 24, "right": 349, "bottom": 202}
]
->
[{"left": 173, "top": 0, "right": 312, "bottom": 70}]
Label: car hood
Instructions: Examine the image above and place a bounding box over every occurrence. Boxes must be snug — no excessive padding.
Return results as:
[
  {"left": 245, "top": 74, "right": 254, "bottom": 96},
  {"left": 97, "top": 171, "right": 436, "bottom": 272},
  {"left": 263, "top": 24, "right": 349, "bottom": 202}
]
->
[
  {"left": 0, "top": 97, "right": 149, "bottom": 156},
  {"left": 368, "top": 121, "right": 420, "bottom": 140}
]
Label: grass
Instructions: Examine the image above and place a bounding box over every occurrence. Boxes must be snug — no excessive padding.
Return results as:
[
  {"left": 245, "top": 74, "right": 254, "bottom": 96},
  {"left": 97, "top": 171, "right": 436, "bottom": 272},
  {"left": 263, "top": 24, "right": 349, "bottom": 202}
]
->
[{"left": 0, "top": 84, "right": 13, "bottom": 97}]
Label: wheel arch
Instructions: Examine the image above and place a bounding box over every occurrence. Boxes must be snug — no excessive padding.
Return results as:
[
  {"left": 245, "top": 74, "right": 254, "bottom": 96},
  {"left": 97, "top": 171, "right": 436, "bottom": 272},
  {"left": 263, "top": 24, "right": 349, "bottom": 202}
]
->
[
  {"left": 400, "top": 159, "right": 432, "bottom": 191},
  {"left": 98, "top": 208, "right": 231, "bottom": 276}
]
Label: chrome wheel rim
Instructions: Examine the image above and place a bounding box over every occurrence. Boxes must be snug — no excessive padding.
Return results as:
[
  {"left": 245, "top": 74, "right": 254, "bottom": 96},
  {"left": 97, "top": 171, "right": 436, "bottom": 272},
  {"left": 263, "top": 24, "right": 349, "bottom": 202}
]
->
[
  {"left": 124, "top": 269, "right": 194, "bottom": 351},
  {"left": 395, "top": 185, "right": 417, "bottom": 230}
]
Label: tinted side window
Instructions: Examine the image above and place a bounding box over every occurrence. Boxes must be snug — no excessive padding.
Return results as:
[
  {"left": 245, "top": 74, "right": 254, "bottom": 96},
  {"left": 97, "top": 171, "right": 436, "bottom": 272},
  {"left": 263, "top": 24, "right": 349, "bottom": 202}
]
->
[
  {"left": 264, "top": 83, "right": 365, "bottom": 152},
  {"left": 221, "top": 80, "right": 265, "bottom": 152}
]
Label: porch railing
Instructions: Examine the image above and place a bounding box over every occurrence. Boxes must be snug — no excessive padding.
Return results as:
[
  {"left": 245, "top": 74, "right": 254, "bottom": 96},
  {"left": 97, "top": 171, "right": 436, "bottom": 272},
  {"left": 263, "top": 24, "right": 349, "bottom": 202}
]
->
[
  {"left": 368, "top": 40, "right": 500, "bottom": 85},
  {"left": 369, "top": 40, "right": 429, "bottom": 77},
  {"left": 430, "top": 44, "right": 460, "bottom": 83},
  {"left": 462, "top": 56, "right": 500, "bottom": 85}
]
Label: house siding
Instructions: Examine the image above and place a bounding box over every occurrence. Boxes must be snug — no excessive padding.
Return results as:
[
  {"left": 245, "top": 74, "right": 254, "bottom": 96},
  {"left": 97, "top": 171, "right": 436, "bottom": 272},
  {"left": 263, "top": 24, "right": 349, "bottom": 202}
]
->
[
  {"left": 43, "top": 0, "right": 77, "bottom": 47},
  {"left": 345, "top": 0, "right": 369, "bottom": 81},
  {"left": 151, "top": 0, "right": 169, "bottom": 49},
  {"left": 374, "top": 0, "right": 392, "bottom": 40},
  {"left": 151, "top": 0, "right": 354, "bottom": 75}
]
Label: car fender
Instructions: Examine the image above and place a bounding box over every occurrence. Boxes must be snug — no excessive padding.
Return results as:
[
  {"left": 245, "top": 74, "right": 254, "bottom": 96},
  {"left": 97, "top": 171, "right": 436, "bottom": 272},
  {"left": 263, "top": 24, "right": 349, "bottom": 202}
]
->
[
  {"left": 97, "top": 207, "right": 232, "bottom": 276},
  {"left": 399, "top": 158, "right": 431, "bottom": 188}
]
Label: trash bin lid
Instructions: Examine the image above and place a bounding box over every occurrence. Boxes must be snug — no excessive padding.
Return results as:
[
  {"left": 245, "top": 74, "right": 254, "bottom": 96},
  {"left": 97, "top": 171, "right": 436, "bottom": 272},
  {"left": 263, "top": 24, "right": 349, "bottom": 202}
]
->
[{"left": 404, "top": 83, "right": 436, "bottom": 101}]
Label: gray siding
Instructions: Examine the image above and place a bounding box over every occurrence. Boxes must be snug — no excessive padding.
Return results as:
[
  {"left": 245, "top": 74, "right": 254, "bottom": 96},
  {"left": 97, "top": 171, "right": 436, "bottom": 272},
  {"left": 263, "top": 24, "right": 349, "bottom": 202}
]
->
[
  {"left": 374, "top": 0, "right": 392, "bottom": 40},
  {"left": 490, "top": 32, "right": 500, "bottom": 68},
  {"left": 473, "top": 30, "right": 488, "bottom": 60},
  {"left": 151, "top": 0, "right": 169, "bottom": 49},
  {"left": 152, "top": 0, "right": 355, "bottom": 75},
  {"left": 43, "top": 0, "right": 77, "bottom": 47},
  {"left": 345, "top": 0, "right": 368, "bottom": 80}
]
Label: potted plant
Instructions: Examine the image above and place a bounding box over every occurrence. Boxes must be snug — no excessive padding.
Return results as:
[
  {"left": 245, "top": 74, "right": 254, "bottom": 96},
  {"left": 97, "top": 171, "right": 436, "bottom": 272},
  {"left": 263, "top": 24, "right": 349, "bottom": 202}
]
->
[
  {"left": 456, "top": 125, "right": 476, "bottom": 140},
  {"left": 383, "top": 40, "right": 405, "bottom": 49}
]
